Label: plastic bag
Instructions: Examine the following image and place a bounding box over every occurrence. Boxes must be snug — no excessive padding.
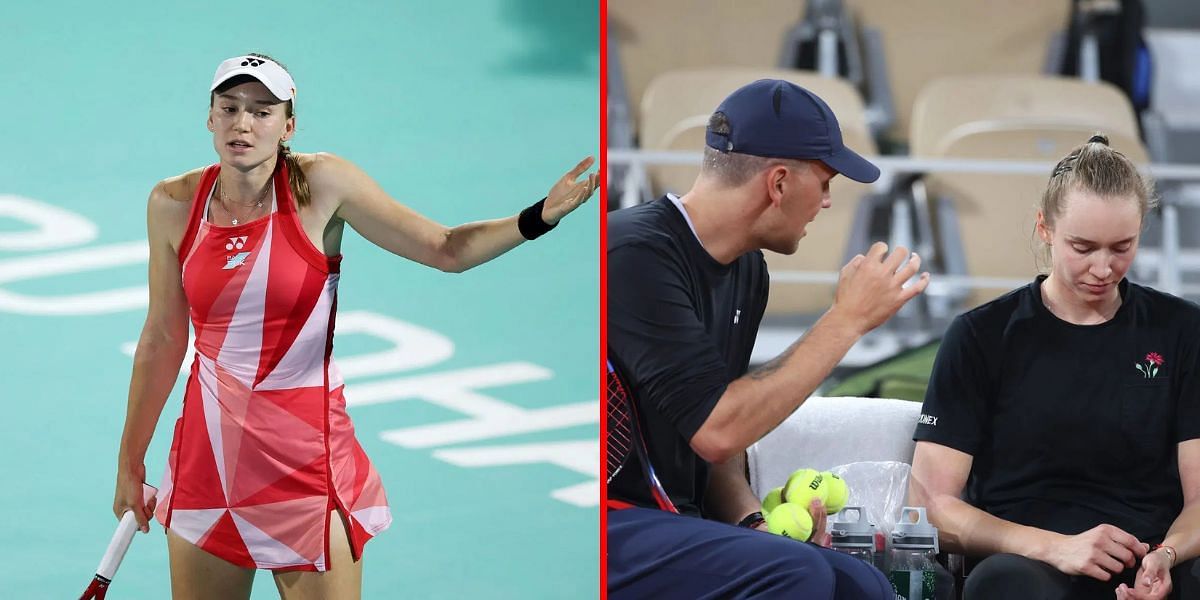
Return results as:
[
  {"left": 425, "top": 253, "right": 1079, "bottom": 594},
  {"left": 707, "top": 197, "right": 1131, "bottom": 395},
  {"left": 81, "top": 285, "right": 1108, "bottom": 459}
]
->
[{"left": 826, "top": 460, "right": 912, "bottom": 537}]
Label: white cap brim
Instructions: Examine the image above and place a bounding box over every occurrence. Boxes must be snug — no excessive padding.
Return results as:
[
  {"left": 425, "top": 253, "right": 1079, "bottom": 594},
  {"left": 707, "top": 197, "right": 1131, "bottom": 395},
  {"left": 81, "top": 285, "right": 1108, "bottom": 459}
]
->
[{"left": 210, "top": 56, "right": 295, "bottom": 103}]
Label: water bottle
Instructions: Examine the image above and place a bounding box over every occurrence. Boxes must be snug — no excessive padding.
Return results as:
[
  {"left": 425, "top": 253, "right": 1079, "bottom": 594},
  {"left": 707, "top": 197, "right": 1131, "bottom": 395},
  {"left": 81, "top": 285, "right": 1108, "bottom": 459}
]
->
[
  {"left": 829, "top": 507, "right": 877, "bottom": 567},
  {"left": 888, "top": 506, "right": 939, "bottom": 600}
]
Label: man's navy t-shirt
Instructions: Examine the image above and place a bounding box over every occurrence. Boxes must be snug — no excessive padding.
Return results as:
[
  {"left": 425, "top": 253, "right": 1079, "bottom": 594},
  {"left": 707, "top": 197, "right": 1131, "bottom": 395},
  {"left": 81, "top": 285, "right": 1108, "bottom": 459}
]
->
[{"left": 608, "top": 196, "right": 768, "bottom": 516}]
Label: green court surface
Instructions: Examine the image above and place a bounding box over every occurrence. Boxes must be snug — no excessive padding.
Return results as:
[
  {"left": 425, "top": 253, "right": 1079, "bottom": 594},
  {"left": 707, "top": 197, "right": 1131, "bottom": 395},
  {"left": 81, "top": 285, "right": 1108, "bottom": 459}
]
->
[{"left": 0, "top": 2, "right": 599, "bottom": 598}]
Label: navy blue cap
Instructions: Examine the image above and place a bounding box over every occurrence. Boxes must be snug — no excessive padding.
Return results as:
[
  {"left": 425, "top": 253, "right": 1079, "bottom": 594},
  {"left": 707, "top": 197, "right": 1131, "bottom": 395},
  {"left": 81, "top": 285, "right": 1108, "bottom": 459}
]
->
[{"left": 705, "top": 79, "right": 880, "bottom": 184}]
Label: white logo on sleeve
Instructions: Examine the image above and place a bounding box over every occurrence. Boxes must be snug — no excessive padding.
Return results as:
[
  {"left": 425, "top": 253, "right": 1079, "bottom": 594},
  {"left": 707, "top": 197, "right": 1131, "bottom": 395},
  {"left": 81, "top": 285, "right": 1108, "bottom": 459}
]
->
[
  {"left": 918, "top": 414, "right": 938, "bottom": 426},
  {"left": 734, "top": 309, "right": 741, "bottom": 324}
]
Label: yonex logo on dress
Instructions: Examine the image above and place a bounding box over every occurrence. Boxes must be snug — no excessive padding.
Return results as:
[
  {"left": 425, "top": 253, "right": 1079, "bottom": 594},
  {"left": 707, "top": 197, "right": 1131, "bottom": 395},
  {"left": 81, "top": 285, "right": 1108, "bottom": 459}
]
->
[{"left": 226, "top": 236, "right": 249, "bottom": 251}]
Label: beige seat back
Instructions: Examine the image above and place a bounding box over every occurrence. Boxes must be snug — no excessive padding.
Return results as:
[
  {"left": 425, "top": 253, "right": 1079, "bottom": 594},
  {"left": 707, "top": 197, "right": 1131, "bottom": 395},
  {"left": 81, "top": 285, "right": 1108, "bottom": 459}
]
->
[
  {"left": 610, "top": 0, "right": 808, "bottom": 136},
  {"left": 847, "top": 0, "right": 1071, "bottom": 144},
  {"left": 926, "top": 127, "right": 1149, "bottom": 307},
  {"left": 911, "top": 76, "right": 1140, "bottom": 156},
  {"left": 909, "top": 75, "right": 1146, "bottom": 307},
  {"left": 641, "top": 68, "right": 879, "bottom": 315}
]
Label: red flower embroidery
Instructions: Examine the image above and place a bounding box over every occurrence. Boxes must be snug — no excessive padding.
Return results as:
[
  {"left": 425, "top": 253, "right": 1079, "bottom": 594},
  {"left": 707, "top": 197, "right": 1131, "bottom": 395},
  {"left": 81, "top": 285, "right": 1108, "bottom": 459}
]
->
[{"left": 1137, "top": 352, "right": 1164, "bottom": 378}]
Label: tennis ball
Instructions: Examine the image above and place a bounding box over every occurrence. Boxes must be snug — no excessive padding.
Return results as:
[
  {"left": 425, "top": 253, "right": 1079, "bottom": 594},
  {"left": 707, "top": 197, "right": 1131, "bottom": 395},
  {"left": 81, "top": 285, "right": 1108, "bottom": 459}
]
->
[
  {"left": 784, "top": 468, "right": 828, "bottom": 509},
  {"left": 762, "top": 486, "right": 784, "bottom": 514},
  {"left": 821, "top": 471, "right": 849, "bottom": 514},
  {"left": 765, "top": 502, "right": 814, "bottom": 541}
]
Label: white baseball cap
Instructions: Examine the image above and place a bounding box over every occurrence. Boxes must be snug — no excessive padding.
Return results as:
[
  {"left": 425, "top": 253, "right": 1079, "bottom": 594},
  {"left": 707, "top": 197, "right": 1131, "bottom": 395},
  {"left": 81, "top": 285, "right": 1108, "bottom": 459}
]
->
[{"left": 210, "top": 55, "right": 296, "bottom": 103}]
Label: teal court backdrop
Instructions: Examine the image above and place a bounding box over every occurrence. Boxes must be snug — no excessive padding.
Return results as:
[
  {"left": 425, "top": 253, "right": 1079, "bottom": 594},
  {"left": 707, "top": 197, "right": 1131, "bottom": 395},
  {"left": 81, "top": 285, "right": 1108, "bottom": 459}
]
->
[{"left": 0, "top": 2, "right": 599, "bottom": 598}]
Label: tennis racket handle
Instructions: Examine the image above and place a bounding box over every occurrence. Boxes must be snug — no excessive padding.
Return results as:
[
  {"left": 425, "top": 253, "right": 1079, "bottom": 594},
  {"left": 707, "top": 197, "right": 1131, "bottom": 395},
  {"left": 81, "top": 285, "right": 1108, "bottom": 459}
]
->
[
  {"left": 96, "top": 483, "right": 158, "bottom": 579},
  {"left": 96, "top": 512, "right": 138, "bottom": 579}
]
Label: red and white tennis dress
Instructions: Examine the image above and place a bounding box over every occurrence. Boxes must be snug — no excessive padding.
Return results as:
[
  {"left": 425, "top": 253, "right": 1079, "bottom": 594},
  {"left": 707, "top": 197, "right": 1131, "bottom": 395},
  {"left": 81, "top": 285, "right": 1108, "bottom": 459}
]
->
[{"left": 154, "top": 162, "right": 391, "bottom": 571}]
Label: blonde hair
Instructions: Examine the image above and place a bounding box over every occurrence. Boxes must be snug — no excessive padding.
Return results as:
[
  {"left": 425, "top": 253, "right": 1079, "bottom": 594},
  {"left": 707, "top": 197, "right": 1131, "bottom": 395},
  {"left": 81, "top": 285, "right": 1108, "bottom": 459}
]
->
[{"left": 1034, "top": 134, "right": 1157, "bottom": 266}]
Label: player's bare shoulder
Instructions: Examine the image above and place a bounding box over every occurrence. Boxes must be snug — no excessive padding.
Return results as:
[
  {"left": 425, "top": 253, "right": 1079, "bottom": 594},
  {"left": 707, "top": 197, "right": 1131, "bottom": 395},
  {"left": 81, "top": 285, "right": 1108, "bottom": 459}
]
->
[
  {"left": 148, "top": 167, "right": 205, "bottom": 250},
  {"left": 291, "top": 152, "right": 351, "bottom": 217},
  {"left": 294, "top": 152, "right": 351, "bottom": 189},
  {"left": 152, "top": 168, "right": 205, "bottom": 209}
]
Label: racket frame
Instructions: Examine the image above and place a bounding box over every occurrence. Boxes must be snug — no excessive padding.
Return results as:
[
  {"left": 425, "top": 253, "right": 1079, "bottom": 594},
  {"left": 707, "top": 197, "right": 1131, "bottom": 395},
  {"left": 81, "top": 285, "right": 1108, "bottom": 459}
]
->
[{"left": 606, "top": 355, "right": 678, "bottom": 513}]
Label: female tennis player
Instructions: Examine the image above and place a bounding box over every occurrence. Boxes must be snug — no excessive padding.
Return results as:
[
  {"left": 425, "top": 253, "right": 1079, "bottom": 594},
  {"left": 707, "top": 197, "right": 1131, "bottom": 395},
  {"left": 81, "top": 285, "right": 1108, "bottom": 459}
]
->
[
  {"left": 111, "top": 53, "right": 597, "bottom": 599},
  {"left": 909, "top": 136, "right": 1200, "bottom": 599}
]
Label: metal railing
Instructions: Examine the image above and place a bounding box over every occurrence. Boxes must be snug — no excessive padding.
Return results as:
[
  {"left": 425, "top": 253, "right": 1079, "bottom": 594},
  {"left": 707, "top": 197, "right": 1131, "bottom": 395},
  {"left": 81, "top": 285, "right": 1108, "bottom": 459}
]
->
[{"left": 609, "top": 149, "right": 1200, "bottom": 296}]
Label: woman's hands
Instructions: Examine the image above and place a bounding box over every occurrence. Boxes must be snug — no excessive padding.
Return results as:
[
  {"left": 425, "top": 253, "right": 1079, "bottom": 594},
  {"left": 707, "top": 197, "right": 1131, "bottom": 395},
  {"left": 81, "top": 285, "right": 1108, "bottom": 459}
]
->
[
  {"left": 1041, "top": 524, "right": 1148, "bottom": 581},
  {"left": 1115, "top": 548, "right": 1174, "bottom": 599},
  {"left": 113, "top": 463, "right": 156, "bottom": 534},
  {"left": 541, "top": 156, "right": 599, "bottom": 225}
]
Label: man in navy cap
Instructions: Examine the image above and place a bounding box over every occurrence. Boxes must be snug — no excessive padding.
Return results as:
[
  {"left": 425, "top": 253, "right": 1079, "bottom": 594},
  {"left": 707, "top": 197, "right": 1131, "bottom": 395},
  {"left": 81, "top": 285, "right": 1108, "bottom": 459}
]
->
[{"left": 607, "top": 79, "right": 929, "bottom": 597}]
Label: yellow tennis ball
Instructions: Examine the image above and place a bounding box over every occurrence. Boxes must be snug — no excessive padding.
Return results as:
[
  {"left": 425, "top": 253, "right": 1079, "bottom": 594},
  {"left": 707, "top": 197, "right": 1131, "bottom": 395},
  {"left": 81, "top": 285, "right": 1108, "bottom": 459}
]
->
[
  {"left": 782, "top": 468, "right": 817, "bottom": 501},
  {"left": 765, "top": 502, "right": 814, "bottom": 541},
  {"left": 762, "top": 487, "right": 784, "bottom": 514},
  {"left": 784, "top": 468, "right": 828, "bottom": 508},
  {"left": 821, "top": 471, "right": 849, "bottom": 514}
]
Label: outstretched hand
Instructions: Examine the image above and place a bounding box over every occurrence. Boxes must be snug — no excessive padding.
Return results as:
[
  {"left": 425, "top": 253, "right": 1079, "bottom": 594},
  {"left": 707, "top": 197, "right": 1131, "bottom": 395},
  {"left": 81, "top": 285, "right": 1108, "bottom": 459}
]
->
[{"left": 542, "top": 156, "right": 599, "bottom": 225}]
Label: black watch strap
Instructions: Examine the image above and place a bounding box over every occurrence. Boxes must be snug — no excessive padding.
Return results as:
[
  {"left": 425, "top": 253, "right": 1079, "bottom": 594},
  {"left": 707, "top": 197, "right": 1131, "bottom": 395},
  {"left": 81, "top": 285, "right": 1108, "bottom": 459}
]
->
[{"left": 737, "top": 511, "right": 766, "bottom": 529}]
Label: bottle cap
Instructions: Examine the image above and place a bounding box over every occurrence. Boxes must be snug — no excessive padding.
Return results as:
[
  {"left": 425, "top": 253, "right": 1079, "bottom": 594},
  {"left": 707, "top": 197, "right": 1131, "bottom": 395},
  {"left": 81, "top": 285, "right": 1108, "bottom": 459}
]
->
[
  {"left": 830, "top": 507, "right": 875, "bottom": 548},
  {"left": 891, "top": 506, "right": 939, "bottom": 553}
]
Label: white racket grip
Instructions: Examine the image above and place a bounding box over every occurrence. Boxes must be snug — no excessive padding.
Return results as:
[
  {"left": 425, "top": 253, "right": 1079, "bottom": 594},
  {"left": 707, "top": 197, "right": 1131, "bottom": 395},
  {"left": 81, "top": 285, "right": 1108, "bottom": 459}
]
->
[
  {"left": 96, "top": 512, "right": 138, "bottom": 579},
  {"left": 97, "top": 483, "right": 158, "bottom": 580}
]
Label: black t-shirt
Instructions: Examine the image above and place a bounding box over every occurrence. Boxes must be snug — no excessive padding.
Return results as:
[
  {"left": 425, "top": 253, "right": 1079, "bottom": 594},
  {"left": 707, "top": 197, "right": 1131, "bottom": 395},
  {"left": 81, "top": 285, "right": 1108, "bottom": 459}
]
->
[
  {"left": 608, "top": 196, "right": 768, "bottom": 516},
  {"left": 915, "top": 276, "right": 1200, "bottom": 543}
]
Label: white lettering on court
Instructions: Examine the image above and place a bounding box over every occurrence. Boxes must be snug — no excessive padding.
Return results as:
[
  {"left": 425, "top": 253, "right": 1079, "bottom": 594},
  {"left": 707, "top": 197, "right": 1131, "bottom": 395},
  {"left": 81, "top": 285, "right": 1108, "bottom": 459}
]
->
[
  {"left": 0, "top": 194, "right": 98, "bottom": 250},
  {"left": 0, "top": 196, "right": 146, "bottom": 315}
]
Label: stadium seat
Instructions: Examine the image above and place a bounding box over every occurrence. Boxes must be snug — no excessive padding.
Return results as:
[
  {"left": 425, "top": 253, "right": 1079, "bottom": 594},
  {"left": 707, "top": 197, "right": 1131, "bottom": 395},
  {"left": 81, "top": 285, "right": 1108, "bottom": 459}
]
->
[
  {"left": 640, "top": 67, "right": 880, "bottom": 315},
  {"left": 1142, "top": 28, "right": 1200, "bottom": 164},
  {"left": 909, "top": 75, "right": 1149, "bottom": 309},
  {"left": 847, "top": 0, "right": 1071, "bottom": 147},
  {"left": 608, "top": 0, "right": 808, "bottom": 140},
  {"left": 1138, "top": 28, "right": 1200, "bottom": 280},
  {"left": 910, "top": 75, "right": 1140, "bottom": 156}
]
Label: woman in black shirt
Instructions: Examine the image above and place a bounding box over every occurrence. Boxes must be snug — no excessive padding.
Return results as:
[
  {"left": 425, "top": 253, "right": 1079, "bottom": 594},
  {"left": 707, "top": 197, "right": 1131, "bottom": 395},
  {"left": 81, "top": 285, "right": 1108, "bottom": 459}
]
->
[{"left": 910, "top": 135, "right": 1200, "bottom": 599}]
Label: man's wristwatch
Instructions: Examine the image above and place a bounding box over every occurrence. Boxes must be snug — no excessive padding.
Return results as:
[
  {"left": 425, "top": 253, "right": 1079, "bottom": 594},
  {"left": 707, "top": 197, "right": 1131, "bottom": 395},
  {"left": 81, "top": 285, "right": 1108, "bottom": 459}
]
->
[{"left": 737, "top": 511, "right": 766, "bottom": 529}]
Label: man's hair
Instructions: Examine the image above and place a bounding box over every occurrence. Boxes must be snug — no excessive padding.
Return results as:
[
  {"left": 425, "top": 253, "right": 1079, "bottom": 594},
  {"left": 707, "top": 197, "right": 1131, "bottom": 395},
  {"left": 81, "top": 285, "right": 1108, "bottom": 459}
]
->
[{"left": 700, "top": 112, "right": 807, "bottom": 187}]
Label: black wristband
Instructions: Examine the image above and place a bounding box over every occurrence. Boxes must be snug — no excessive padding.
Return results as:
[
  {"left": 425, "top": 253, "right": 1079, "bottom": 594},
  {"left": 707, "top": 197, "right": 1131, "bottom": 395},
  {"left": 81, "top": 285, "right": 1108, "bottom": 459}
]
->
[
  {"left": 518, "top": 197, "right": 557, "bottom": 240},
  {"left": 737, "top": 511, "right": 766, "bottom": 529}
]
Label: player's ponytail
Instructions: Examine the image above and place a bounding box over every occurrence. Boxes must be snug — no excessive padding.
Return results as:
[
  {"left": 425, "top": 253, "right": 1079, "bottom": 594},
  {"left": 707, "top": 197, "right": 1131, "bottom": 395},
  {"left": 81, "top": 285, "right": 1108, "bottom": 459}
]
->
[
  {"left": 279, "top": 143, "right": 311, "bottom": 208},
  {"left": 241, "top": 53, "right": 311, "bottom": 209}
]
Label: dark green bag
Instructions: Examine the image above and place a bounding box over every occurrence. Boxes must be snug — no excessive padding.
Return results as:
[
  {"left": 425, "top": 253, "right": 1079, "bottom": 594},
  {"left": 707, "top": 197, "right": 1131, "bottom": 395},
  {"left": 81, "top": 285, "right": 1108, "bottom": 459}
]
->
[{"left": 824, "top": 339, "right": 941, "bottom": 403}]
